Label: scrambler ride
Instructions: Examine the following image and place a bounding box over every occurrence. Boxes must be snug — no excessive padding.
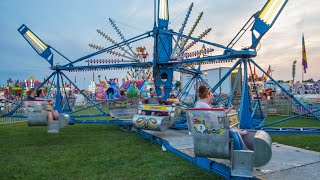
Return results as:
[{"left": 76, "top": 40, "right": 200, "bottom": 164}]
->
[{"left": 6, "top": 0, "right": 320, "bottom": 178}]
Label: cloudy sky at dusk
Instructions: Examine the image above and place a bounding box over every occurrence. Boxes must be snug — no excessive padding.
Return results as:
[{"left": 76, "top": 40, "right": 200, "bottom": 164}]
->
[{"left": 0, "top": 0, "right": 319, "bottom": 88}]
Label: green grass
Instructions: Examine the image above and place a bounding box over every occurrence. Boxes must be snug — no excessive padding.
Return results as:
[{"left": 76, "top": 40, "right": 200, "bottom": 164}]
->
[
  {"left": 264, "top": 115, "right": 320, "bottom": 127},
  {"left": 271, "top": 134, "right": 320, "bottom": 152},
  {"left": 1, "top": 111, "right": 320, "bottom": 179},
  {"left": 0, "top": 123, "right": 220, "bottom": 180},
  {"left": 263, "top": 115, "right": 320, "bottom": 152}
]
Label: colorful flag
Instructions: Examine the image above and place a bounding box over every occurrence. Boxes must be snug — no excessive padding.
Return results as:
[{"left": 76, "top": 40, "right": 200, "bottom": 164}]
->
[
  {"left": 265, "top": 65, "right": 271, "bottom": 81},
  {"left": 253, "top": 66, "right": 258, "bottom": 79},
  {"left": 302, "top": 34, "right": 308, "bottom": 73}
]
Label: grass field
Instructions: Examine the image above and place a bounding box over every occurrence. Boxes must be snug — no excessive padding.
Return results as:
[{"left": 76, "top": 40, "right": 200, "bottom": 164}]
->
[
  {"left": 264, "top": 115, "right": 320, "bottom": 152},
  {"left": 1, "top": 112, "right": 320, "bottom": 179},
  {"left": 0, "top": 123, "right": 220, "bottom": 180}
]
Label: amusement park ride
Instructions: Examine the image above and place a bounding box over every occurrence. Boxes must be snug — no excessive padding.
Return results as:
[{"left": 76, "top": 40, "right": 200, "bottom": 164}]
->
[{"left": 5, "top": 0, "right": 320, "bottom": 178}]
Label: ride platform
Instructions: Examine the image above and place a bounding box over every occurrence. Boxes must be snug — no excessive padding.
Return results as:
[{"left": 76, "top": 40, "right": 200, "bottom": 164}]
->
[{"left": 138, "top": 129, "right": 320, "bottom": 180}]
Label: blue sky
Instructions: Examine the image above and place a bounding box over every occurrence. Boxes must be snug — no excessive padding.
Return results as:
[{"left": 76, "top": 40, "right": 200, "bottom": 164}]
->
[{"left": 0, "top": 0, "right": 319, "bottom": 88}]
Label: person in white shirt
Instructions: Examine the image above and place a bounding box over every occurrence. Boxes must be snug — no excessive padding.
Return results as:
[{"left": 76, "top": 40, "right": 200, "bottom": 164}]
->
[{"left": 195, "top": 85, "right": 247, "bottom": 150}]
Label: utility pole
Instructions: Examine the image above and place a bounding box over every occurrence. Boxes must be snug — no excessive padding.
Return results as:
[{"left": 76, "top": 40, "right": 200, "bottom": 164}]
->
[{"left": 292, "top": 60, "right": 297, "bottom": 93}]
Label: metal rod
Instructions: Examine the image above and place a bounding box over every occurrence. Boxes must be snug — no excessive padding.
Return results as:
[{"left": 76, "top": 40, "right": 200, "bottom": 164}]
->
[
  {"left": 62, "top": 31, "right": 152, "bottom": 67},
  {"left": 60, "top": 72, "right": 107, "bottom": 115},
  {"left": 228, "top": 63, "right": 242, "bottom": 107},
  {"left": 259, "top": 109, "right": 320, "bottom": 128}
]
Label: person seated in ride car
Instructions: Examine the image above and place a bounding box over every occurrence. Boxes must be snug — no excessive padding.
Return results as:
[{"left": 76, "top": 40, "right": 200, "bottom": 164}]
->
[
  {"left": 142, "top": 84, "right": 165, "bottom": 104},
  {"left": 26, "top": 88, "right": 59, "bottom": 122},
  {"left": 25, "top": 88, "right": 37, "bottom": 101},
  {"left": 195, "top": 85, "right": 248, "bottom": 150},
  {"left": 118, "top": 90, "right": 127, "bottom": 100},
  {"left": 142, "top": 85, "right": 165, "bottom": 116}
]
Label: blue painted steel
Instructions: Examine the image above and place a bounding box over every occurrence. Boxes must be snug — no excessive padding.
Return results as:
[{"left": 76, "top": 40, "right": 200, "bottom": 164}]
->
[
  {"left": 248, "top": 62, "right": 264, "bottom": 121},
  {"left": 60, "top": 72, "right": 107, "bottom": 115},
  {"left": 194, "top": 74, "right": 199, "bottom": 102},
  {"left": 4, "top": 102, "right": 22, "bottom": 117},
  {"left": 70, "top": 114, "right": 106, "bottom": 118},
  {"left": 54, "top": 62, "right": 153, "bottom": 71},
  {"left": 54, "top": 71, "right": 62, "bottom": 112},
  {"left": 50, "top": 47, "right": 72, "bottom": 63},
  {"left": 37, "top": 72, "right": 56, "bottom": 91},
  {"left": 258, "top": 109, "right": 320, "bottom": 129},
  {"left": 17, "top": 24, "right": 53, "bottom": 66},
  {"left": 154, "top": 27, "right": 173, "bottom": 99},
  {"left": 160, "top": 30, "right": 228, "bottom": 50},
  {"left": 227, "top": 14, "right": 256, "bottom": 49},
  {"left": 239, "top": 59, "right": 253, "bottom": 129},
  {"left": 263, "top": 127, "right": 320, "bottom": 135},
  {"left": 74, "top": 120, "right": 132, "bottom": 125},
  {"left": 46, "top": 73, "right": 57, "bottom": 99},
  {"left": 62, "top": 31, "right": 152, "bottom": 67},
  {"left": 250, "top": 59, "right": 320, "bottom": 121},
  {"left": 6, "top": 114, "right": 27, "bottom": 118},
  {"left": 198, "top": 76, "right": 227, "bottom": 107},
  {"left": 228, "top": 63, "right": 242, "bottom": 107},
  {"left": 251, "top": 0, "right": 288, "bottom": 49},
  {"left": 210, "top": 59, "right": 242, "bottom": 95},
  {"left": 171, "top": 3, "right": 193, "bottom": 58},
  {"left": 251, "top": 101, "right": 258, "bottom": 119},
  {"left": 174, "top": 67, "right": 198, "bottom": 74},
  {"left": 69, "top": 102, "right": 108, "bottom": 116},
  {"left": 158, "top": 0, "right": 169, "bottom": 29}
]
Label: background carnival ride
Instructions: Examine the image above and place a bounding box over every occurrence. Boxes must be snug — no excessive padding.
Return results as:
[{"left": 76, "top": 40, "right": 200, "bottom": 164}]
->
[{"left": 7, "top": 0, "right": 318, "bottom": 133}]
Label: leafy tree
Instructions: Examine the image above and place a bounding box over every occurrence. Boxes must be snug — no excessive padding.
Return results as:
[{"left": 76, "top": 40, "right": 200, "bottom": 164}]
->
[{"left": 305, "top": 78, "right": 314, "bottom": 83}]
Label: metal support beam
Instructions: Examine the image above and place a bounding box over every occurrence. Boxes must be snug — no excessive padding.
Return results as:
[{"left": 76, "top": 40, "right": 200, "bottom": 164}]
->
[
  {"left": 60, "top": 72, "right": 107, "bottom": 115},
  {"left": 250, "top": 59, "right": 320, "bottom": 121}
]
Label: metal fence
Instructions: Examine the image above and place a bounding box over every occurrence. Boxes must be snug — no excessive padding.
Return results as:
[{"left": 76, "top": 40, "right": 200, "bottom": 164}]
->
[
  {"left": 265, "top": 98, "right": 320, "bottom": 118},
  {"left": 0, "top": 99, "right": 26, "bottom": 124}
]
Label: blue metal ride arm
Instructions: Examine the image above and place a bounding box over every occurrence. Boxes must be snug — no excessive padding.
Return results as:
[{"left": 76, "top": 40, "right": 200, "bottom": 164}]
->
[
  {"left": 60, "top": 72, "right": 107, "bottom": 116},
  {"left": 174, "top": 67, "right": 198, "bottom": 75},
  {"left": 36, "top": 71, "right": 56, "bottom": 91},
  {"left": 249, "top": 59, "right": 320, "bottom": 121},
  {"left": 250, "top": 0, "right": 288, "bottom": 49},
  {"left": 228, "top": 63, "right": 242, "bottom": 107},
  {"left": 239, "top": 59, "right": 253, "bottom": 129},
  {"left": 248, "top": 62, "right": 264, "bottom": 120},
  {"left": 53, "top": 62, "right": 153, "bottom": 71},
  {"left": 209, "top": 59, "right": 242, "bottom": 94},
  {"left": 50, "top": 47, "right": 72, "bottom": 63},
  {"left": 159, "top": 29, "right": 228, "bottom": 50},
  {"left": 171, "top": 3, "right": 193, "bottom": 58},
  {"left": 54, "top": 71, "right": 62, "bottom": 112},
  {"left": 227, "top": 13, "right": 256, "bottom": 49},
  {"left": 18, "top": 24, "right": 54, "bottom": 66},
  {"left": 258, "top": 109, "right": 320, "bottom": 129},
  {"left": 62, "top": 31, "right": 153, "bottom": 67},
  {"left": 46, "top": 73, "right": 57, "bottom": 99},
  {"left": 18, "top": 24, "right": 73, "bottom": 66},
  {"left": 159, "top": 50, "right": 256, "bottom": 67}
]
